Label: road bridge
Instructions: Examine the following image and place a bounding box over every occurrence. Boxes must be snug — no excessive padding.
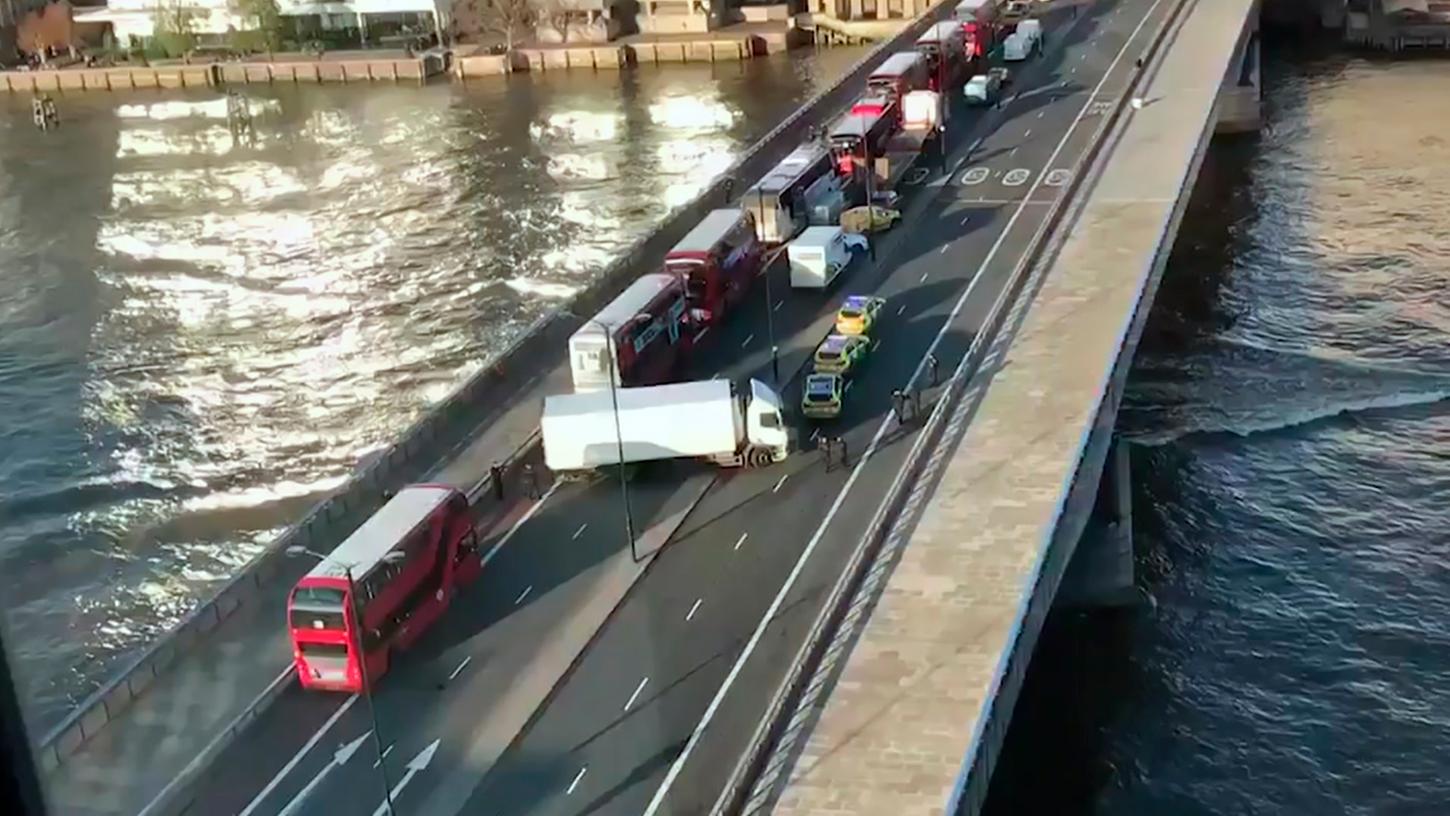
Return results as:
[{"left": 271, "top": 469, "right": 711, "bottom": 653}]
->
[
  {"left": 723, "top": 0, "right": 1264, "bottom": 814},
  {"left": 33, "top": 0, "right": 1264, "bottom": 814}
]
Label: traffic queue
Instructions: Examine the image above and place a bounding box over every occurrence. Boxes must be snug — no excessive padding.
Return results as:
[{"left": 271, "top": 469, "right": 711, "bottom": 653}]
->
[{"left": 560, "top": 0, "right": 1040, "bottom": 432}]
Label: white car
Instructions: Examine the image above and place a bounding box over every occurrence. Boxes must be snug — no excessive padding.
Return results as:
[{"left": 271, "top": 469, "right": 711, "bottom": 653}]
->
[{"left": 964, "top": 73, "right": 1001, "bottom": 105}]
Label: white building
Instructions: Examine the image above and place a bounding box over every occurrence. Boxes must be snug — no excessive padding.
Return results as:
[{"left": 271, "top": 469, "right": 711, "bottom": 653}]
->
[{"left": 75, "top": 0, "right": 451, "bottom": 47}]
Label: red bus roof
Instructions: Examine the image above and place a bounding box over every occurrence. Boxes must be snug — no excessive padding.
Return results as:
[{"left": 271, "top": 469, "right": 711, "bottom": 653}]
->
[
  {"left": 669, "top": 209, "right": 750, "bottom": 257},
  {"left": 302, "top": 485, "right": 457, "bottom": 583}
]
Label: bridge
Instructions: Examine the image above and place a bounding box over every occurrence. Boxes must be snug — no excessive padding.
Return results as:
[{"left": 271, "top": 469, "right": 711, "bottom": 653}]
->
[{"left": 32, "top": 0, "right": 1267, "bottom": 814}]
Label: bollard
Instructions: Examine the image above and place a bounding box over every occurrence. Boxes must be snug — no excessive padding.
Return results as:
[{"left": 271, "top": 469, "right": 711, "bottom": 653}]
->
[{"left": 490, "top": 463, "right": 505, "bottom": 501}]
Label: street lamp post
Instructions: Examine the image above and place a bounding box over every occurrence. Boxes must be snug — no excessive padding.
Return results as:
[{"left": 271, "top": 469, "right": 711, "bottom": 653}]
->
[
  {"left": 862, "top": 139, "right": 877, "bottom": 261},
  {"left": 287, "top": 546, "right": 404, "bottom": 815},
  {"left": 762, "top": 257, "right": 780, "bottom": 385},
  {"left": 589, "top": 320, "right": 639, "bottom": 562}
]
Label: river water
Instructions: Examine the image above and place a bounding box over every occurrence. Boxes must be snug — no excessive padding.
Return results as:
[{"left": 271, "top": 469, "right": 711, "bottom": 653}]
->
[
  {"left": 0, "top": 47, "right": 866, "bottom": 730},
  {"left": 984, "top": 38, "right": 1450, "bottom": 815}
]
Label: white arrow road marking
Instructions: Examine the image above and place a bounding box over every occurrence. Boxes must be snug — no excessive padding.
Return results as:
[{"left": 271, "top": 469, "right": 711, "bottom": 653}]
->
[
  {"left": 275, "top": 732, "right": 370, "bottom": 816},
  {"left": 240, "top": 696, "right": 359, "bottom": 816},
  {"left": 371, "top": 740, "right": 441, "bottom": 816}
]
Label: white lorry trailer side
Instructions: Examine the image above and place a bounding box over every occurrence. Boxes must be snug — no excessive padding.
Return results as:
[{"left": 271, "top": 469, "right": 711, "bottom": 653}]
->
[{"left": 542, "top": 378, "right": 789, "bottom": 472}]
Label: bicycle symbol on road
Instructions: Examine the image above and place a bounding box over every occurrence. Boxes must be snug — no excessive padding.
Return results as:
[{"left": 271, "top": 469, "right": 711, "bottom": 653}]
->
[
  {"left": 1088, "top": 100, "right": 1114, "bottom": 116},
  {"left": 1045, "top": 169, "right": 1072, "bottom": 187},
  {"left": 1003, "top": 168, "right": 1031, "bottom": 187},
  {"left": 958, "top": 167, "right": 990, "bottom": 186},
  {"left": 904, "top": 168, "right": 930, "bottom": 186}
]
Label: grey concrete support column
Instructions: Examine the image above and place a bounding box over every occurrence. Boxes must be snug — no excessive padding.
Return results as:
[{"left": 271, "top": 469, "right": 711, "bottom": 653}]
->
[
  {"left": 1215, "top": 5, "right": 1261, "bottom": 134},
  {"left": 1057, "top": 439, "right": 1137, "bottom": 609}
]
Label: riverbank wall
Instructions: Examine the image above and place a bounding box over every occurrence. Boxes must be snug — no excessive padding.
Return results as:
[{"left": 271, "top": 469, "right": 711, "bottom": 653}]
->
[{"left": 36, "top": 0, "right": 957, "bottom": 774}]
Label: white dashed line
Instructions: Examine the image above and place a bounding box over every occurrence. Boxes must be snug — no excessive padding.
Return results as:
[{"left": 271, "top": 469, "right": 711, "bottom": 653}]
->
[
  {"left": 773, "top": 474, "right": 789, "bottom": 493},
  {"left": 687, "top": 598, "right": 704, "bottom": 620},
  {"left": 774, "top": 301, "right": 783, "bottom": 312},
  {"left": 624, "top": 677, "right": 649, "bottom": 711},
  {"left": 515, "top": 586, "right": 532, "bottom": 604},
  {"left": 448, "top": 656, "right": 472, "bottom": 681},
  {"left": 742, "top": 334, "right": 755, "bottom": 348},
  {"left": 920, "top": 272, "right": 929, "bottom": 283},
  {"left": 572, "top": 523, "right": 587, "bottom": 540},
  {"left": 939, "top": 244, "right": 949, "bottom": 254},
  {"left": 1025, "top": 128, "right": 1032, "bottom": 137},
  {"left": 567, "top": 767, "right": 587, "bottom": 795},
  {"left": 959, "top": 214, "right": 970, "bottom": 226},
  {"left": 734, "top": 532, "right": 748, "bottom": 551},
  {"left": 372, "top": 743, "right": 394, "bottom": 769},
  {"left": 897, "top": 304, "right": 906, "bottom": 315}
]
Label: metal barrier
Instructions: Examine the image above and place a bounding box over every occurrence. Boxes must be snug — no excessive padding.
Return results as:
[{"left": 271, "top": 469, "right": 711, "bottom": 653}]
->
[
  {"left": 36, "top": 0, "right": 961, "bottom": 775},
  {"left": 710, "top": 0, "right": 1198, "bottom": 810}
]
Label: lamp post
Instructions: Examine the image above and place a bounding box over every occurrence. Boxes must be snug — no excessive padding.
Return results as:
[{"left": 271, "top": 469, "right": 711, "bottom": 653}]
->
[
  {"left": 762, "top": 256, "right": 780, "bottom": 385},
  {"left": 287, "top": 545, "right": 404, "bottom": 815},
  {"left": 588, "top": 320, "right": 639, "bottom": 562},
  {"left": 862, "top": 137, "right": 877, "bottom": 261}
]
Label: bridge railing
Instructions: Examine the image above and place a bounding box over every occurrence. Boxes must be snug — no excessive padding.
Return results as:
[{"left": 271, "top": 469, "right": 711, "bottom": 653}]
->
[{"left": 35, "top": 0, "right": 961, "bottom": 777}]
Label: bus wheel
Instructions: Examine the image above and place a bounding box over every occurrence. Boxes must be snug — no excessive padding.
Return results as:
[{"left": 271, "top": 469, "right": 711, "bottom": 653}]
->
[{"left": 746, "top": 446, "right": 773, "bottom": 468}]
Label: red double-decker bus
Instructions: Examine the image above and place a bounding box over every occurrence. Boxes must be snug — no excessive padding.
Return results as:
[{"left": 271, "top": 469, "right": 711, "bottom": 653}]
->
[
  {"left": 288, "top": 485, "right": 478, "bottom": 692},
  {"left": 664, "top": 209, "right": 762, "bottom": 331},
  {"left": 568, "top": 272, "right": 691, "bottom": 393}
]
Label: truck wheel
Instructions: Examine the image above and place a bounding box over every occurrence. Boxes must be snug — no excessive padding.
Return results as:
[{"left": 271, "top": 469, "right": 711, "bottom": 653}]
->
[{"left": 746, "top": 446, "right": 773, "bottom": 468}]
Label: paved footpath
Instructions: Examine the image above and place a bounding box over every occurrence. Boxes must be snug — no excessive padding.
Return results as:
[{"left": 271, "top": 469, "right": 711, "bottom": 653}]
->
[{"left": 759, "top": 0, "right": 1253, "bottom": 814}]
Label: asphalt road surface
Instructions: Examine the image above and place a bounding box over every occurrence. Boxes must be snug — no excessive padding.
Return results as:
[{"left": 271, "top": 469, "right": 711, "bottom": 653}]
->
[{"left": 171, "top": 1, "right": 1170, "bottom": 814}]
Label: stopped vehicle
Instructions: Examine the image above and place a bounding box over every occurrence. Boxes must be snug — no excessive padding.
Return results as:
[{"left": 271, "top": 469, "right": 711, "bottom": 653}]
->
[
  {"left": 288, "top": 485, "right": 479, "bottom": 692},
  {"left": 569, "top": 272, "right": 692, "bottom": 393}
]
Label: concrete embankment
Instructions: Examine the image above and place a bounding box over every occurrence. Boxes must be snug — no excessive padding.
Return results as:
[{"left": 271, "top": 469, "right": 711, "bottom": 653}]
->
[{"left": 36, "top": 0, "right": 958, "bottom": 784}]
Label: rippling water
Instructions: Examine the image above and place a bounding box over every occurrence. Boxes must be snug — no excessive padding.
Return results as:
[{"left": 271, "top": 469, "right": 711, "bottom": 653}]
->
[
  {"left": 0, "top": 48, "right": 866, "bottom": 728},
  {"left": 984, "top": 41, "right": 1450, "bottom": 814}
]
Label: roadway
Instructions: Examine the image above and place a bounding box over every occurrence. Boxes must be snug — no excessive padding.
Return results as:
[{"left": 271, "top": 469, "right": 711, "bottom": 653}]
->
[{"left": 168, "top": 1, "right": 1161, "bottom": 814}]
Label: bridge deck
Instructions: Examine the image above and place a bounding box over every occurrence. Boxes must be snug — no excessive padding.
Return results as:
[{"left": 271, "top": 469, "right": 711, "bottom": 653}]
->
[{"left": 764, "top": 0, "right": 1254, "bottom": 813}]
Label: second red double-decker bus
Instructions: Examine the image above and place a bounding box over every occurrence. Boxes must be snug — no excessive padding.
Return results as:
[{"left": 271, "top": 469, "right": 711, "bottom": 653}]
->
[
  {"left": 664, "top": 209, "right": 762, "bottom": 331},
  {"left": 288, "top": 485, "right": 478, "bottom": 692},
  {"left": 568, "top": 272, "right": 691, "bottom": 393}
]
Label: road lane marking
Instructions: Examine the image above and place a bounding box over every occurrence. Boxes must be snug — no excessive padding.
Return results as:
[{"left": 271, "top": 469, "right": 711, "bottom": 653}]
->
[
  {"left": 920, "top": 272, "right": 929, "bottom": 283},
  {"left": 775, "top": 300, "right": 783, "bottom": 312},
  {"left": 372, "top": 742, "right": 394, "bottom": 769},
  {"left": 968, "top": 136, "right": 983, "bottom": 153},
  {"left": 1038, "top": 111, "right": 1045, "bottom": 118},
  {"left": 371, "top": 741, "right": 440, "bottom": 816},
  {"left": 641, "top": 2, "right": 1164, "bottom": 809},
  {"left": 734, "top": 532, "right": 749, "bottom": 550},
  {"left": 448, "top": 656, "right": 472, "bottom": 681},
  {"left": 897, "top": 304, "right": 906, "bottom": 315},
  {"left": 278, "top": 733, "right": 370, "bottom": 816},
  {"left": 687, "top": 598, "right": 704, "bottom": 620},
  {"left": 1046, "top": 168, "right": 1073, "bottom": 187},
  {"left": 625, "top": 677, "right": 650, "bottom": 711},
  {"left": 567, "top": 766, "right": 588, "bottom": 795},
  {"left": 958, "top": 166, "right": 989, "bottom": 186},
  {"left": 939, "top": 244, "right": 949, "bottom": 254},
  {"left": 1004, "top": 168, "right": 1031, "bottom": 186},
  {"left": 959, "top": 214, "right": 970, "bottom": 226},
  {"left": 239, "top": 696, "right": 360, "bottom": 816},
  {"left": 1024, "top": 128, "right": 1032, "bottom": 137},
  {"left": 1009, "top": 146, "right": 1017, "bottom": 156},
  {"left": 515, "top": 585, "right": 532, "bottom": 604},
  {"left": 845, "top": 381, "right": 854, "bottom": 393},
  {"left": 572, "top": 523, "right": 588, "bottom": 540},
  {"left": 773, "top": 474, "right": 789, "bottom": 493},
  {"left": 742, "top": 333, "right": 755, "bottom": 348},
  {"left": 482, "top": 482, "right": 557, "bottom": 567}
]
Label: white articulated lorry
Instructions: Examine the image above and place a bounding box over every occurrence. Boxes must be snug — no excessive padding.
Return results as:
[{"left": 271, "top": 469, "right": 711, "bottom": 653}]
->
[{"left": 541, "top": 378, "right": 790, "bottom": 472}]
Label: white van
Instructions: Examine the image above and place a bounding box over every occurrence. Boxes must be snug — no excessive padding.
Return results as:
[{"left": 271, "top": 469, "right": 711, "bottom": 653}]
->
[
  {"left": 1003, "top": 29, "right": 1036, "bottom": 61},
  {"left": 789, "top": 226, "right": 859, "bottom": 289}
]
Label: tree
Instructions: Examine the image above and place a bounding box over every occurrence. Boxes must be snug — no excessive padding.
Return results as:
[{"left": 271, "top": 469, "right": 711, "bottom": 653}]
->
[
  {"left": 151, "top": 0, "right": 198, "bottom": 59},
  {"left": 540, "top": 0, "right": 576, "bottom": 43},
  {"left": 231, "top": 0, "right": 285, "bottom": 53},
  {"left": 477, "top": 0, "right": 535, "bottom": 50}
]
